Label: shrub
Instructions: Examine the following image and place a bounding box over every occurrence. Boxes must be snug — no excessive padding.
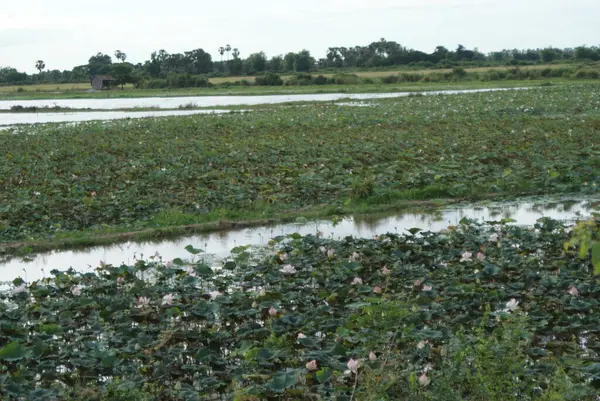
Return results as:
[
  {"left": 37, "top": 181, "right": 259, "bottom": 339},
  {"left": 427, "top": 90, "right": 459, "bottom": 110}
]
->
[
  {"left": 254, "top": 72, "right": 283, "bottom": 86},
  {"left": 333, "top": 73, "right": 362, "bottom": 85},
  {"left": 312, "top": 75, "right": 331, "bottom": 85},
  {"left": 381, "top": 75, "right": 399, "bottom": 84}
]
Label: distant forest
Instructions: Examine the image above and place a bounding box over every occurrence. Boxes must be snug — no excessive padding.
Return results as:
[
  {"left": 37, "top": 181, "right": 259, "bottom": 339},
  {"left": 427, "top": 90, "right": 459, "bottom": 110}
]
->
[{"left": 2, "top": 39, "right": 600, "bottom": 87}]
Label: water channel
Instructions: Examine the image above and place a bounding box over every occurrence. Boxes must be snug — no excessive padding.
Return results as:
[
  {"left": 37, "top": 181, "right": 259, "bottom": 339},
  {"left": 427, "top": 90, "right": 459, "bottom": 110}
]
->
[
  {"left": 0, "top": 109, "right": 235, "bottom": 128},
  {"left": 0, "top": 87, "right": 526, "bottom": 111},
  {"left": 1, "top": 196, "right": 596, "bottom": 284}
]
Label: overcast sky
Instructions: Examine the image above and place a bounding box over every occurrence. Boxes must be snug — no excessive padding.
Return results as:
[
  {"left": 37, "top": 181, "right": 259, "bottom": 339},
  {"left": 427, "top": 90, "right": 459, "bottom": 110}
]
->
[{"left": 1, "top": 0, "right": 599, "bottom": 73}]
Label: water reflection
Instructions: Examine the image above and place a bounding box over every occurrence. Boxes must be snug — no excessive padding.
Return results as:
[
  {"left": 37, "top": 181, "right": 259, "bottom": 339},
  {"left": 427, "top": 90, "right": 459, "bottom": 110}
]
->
[
  {"left": 1, "top": 196, "right": 596, "bottom": 284},
  {"left": 0, "top": 109, "right": 233, "bottom": 126},
  {"left": 0, "top": 87, "right": 526, "bottom": 112}
]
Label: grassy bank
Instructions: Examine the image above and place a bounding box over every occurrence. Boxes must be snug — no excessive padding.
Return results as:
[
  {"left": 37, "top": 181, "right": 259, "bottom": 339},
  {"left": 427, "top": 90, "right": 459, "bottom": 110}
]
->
[
  {"left": 2, "top": 219, "right": 599, "bottom": 399},
  {"left": 1, "top": 84, "right": 599, "bottom": 255}
]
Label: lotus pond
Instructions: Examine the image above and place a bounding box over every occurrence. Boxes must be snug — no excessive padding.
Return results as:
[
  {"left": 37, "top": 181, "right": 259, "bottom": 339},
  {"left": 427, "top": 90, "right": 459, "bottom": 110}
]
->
[
  {"left": 1, "top": 83, "right": 600, "bottom": 400},
  {"left": 1, "top": 84, "right": 599, "bottom": 254},
  {"left": 2, "top": 216, "right": 600, "bottom": 400}
]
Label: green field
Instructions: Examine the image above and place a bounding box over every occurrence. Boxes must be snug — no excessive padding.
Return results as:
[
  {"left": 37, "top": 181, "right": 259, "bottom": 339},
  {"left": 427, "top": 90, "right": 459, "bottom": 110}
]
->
[{"left": 1, "top": 84, "right": 599, "bottom": 256}]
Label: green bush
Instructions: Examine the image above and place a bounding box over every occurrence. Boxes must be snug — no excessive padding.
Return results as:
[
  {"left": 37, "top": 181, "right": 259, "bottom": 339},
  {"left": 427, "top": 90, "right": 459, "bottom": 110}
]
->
[{"left": 254, "top": 72, "right": 283, "bottom": 86}]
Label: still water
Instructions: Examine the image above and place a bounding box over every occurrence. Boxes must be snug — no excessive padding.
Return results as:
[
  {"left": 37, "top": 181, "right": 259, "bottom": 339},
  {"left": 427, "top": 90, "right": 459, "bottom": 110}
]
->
[
  {"left": 0, "top": 109, "right": 234, "bottom": 127},
  {"left": 0, "top": 87, "right": 525, "bottom": 112},
  {"left": 1, "top": 196, "right": 596, "bottom": 284}
]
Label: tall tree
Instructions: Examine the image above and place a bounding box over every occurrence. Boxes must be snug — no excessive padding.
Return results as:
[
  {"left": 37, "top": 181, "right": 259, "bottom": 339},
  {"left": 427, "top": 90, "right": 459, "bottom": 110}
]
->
[
  {"left": 87, "top": 53, "right": 113, "bottom": 77},
  {"left": 114, "top": 50, "right": 127, "bottom": 63},
  {"left": 225, "top": 44, "right": 232, "bottom": 62},
  {"left": 35, "top": 60, "right": 46, "bottom": 74},
  {"left": 218, "top": 47, "right": 225, "bottom": 71},
  {"left": 294, "top": 50, "right": 314, "bottom": 72}
]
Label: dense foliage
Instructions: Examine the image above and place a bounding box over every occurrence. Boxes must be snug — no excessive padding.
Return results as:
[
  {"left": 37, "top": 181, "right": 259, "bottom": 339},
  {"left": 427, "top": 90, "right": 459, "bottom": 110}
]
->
[
  {"left": 1, "top": 217, "right": 600, "bottom": 400},
  {"left": 3, "top": 39, "right": 600, "bottom": 86},
  {"left": 1, "top": 85, "right": 599, "bottom": 244}
]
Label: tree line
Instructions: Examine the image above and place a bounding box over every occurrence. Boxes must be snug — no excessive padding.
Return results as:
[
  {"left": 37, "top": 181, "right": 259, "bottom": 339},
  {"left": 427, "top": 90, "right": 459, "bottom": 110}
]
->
[{"left": 1, "top": 39, "right": 599, "bottom": 86}]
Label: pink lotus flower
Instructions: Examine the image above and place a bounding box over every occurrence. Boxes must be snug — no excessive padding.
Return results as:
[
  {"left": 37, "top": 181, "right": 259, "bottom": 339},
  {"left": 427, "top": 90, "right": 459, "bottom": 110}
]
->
[
  {"left": 381, "top": 266, "right": 391, "bottom": 275},
  {"left": 268, "top": 307, "right": 278, "bottom": 316},
  {"left": 419, "top": 372, "right": 431, "bottom": 386},
  {"left": 297, "top": 333, "right": 307, "bottom": 339},
  {"left": 136, "top": 296, "right": 150, "bottom": 308},
  {"left": 476, "top": 252, "right": 485, "bottom": 261},
  {"left": 373, "top": 286, "right": 383, "bottom": 294},
  {"left": 352, "top": 277, "right": 363, "bottom": 285},
  {"left": 347, "top": 358, "right": 359, "bottom": 374},
  {"left": 186, "top": 266, "right": 198, "bottom": 278},
  {"left": 117, "top": 277, "right": 125, "bottom": 285},
  {"left": 306, "top": 360, "right": 318, "bottom": 371},
  {"left": 369, "top": 352, "right": 377, "bottom": 361},
  {"left": 166, "top": 260, "right": 173, "bottom": 268},
  {"left": 460, "top": 252, "right": 473, "bottom": 262},
  {"left": 568, "top": 285, "right": 579, "bottom": 296},
  {"left": 279, "top": 253, "right": 288, "bottom": 261},
  {"left": 71, "top": 285, "right": 81, "bottom": 296},
  {"left": 422, "top": 284, "right": 432, "bottom": 291},
  {"left": 413, "top": 279, "right": 422, "bottom": 287},
  {"left": 161, "top": 293, "right": 175, "bottom": 305}
]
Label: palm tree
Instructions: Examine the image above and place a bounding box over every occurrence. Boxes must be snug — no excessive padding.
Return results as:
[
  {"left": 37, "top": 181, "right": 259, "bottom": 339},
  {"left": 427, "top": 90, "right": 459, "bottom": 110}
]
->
[
  {"left": 225, "top": 44, "right": 232, "bottom": 62},
  {"left": 114, "top": 50, "right": 127, "bottom": 63},
  {"left": 218, "top": 47, "right": 225, "bottom": 72},
  {"left": 35, "top": 60, "right": 45, "bottom": 74}
]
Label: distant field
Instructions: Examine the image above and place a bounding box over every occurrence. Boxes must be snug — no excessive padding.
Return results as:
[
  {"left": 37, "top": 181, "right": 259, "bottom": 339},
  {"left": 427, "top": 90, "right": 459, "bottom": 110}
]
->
[
  {"left": 0, "top": 63, "right": 580, "bottom": 93},
  {"left": 208, "top": 63, "right": 576, "bottom": 84}
]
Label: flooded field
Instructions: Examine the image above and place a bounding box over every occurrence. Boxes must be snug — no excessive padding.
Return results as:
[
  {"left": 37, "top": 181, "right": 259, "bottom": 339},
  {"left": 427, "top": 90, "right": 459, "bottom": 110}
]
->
[
  {"left": 1, "top": 196, "right": 596, "bottom": 284},
  {"left": 0, "top": 87, "right": 525, "bottom": 112},
  {"left": 0, "top": 109, "right": 234, "bottom": 127}
]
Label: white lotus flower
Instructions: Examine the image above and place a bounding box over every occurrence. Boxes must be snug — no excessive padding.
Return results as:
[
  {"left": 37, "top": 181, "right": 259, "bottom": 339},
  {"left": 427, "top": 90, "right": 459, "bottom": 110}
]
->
[
  {"left": 11, "top": 284, "right": 27, "bottom": 295},
  {"left": 71, "top": 285, "right": 81, "bottom": 296},
  {"left": 352, "top": 277, "right": 363, "bottom": 285},
  {"left": 506, "top": 298, "right": 519, "bottom": 311},
  {"left": 460, "top": 252, "right": 473, "bottom": 262},
  {"left": 161, "top": 293, "right": 175, "bottom": 305},
  {"left": 136, "top": 296, "right": 150, "bottom": 308},
  {"left": 280, "top": 264, "right": 296, "bottom": 274}
]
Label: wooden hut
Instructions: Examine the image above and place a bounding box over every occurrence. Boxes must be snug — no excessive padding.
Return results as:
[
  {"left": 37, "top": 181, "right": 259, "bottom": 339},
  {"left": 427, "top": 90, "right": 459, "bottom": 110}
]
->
[{"left": 91, "top": 75, "right": 116, "bottom": 90}]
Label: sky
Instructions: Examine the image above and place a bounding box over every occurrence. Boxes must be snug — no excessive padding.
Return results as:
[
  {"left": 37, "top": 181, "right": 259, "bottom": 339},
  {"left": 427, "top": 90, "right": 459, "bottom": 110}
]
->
[{"left": 1, "top": 0, "right": 599, "bottom": 73}]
